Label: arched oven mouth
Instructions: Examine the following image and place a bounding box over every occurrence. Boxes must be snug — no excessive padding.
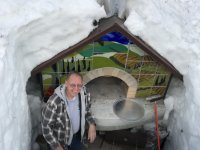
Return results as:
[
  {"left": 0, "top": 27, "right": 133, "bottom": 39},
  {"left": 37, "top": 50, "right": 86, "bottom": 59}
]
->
[{"left": 86, "top": 76, "right": 128, "bottom": 102}]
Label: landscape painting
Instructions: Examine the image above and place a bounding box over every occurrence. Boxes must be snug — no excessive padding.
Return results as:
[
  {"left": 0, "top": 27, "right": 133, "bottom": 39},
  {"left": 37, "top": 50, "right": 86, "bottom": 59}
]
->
[{"left": 42, "top": 32, "right": 171, "bottom": 100}]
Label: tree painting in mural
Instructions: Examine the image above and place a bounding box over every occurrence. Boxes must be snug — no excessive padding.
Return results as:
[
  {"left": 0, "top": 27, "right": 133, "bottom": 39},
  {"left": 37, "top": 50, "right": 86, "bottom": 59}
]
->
[
  {"left": 62, "top": 60, "right": 65, "bottom": 75},
  {"left": 83, "top": 56, "right": 86, "bottom": 69},
  {"left": 66, "top": 60, "right": 70, "bottom": 73},
  {"left": 77, "top": 59, "right": 81, "bottom": 72},
  {"left": 87, "top": 61, "right": 91, "bottom": 71}
]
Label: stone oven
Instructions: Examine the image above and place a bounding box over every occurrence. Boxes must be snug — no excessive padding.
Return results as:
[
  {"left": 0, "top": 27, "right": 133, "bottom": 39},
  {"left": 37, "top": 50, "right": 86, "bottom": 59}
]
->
[{"left": 83, "top": 67, "right": 138, "bottom": 99}]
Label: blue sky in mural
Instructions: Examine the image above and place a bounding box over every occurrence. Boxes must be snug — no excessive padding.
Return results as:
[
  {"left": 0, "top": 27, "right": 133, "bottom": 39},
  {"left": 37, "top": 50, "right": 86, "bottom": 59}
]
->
[{"left": 100, "top": 32, "right": 131, "bottom": 44}]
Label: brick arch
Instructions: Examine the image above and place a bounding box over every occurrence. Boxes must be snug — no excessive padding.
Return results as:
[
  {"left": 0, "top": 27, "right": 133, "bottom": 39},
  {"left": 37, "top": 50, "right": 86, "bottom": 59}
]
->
[{"left": 83, "top": 67, "right": 138, "bottom": 99}]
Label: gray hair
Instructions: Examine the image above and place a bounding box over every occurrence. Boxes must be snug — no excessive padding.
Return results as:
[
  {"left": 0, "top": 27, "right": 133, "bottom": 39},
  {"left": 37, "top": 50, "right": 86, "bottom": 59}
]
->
[{"left": 66, "top": 71, "right": 83, "bottom": 81}]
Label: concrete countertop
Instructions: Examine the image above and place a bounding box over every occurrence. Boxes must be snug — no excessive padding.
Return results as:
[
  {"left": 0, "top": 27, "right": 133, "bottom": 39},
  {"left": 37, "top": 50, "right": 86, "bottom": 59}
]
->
[{"left": 91, "top": 98, "right": 165, "bottom": 131}]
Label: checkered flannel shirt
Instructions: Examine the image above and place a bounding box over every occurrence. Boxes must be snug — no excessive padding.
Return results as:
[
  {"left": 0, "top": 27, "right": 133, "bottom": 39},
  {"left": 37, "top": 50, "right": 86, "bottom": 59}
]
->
[{"left": 41, "top": 90, "right": 95, "bottom": 149}]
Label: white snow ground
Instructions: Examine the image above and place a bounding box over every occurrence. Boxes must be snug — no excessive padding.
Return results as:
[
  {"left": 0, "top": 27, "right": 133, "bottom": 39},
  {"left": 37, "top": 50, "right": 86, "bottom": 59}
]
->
[{"left": 0, "top": 0, "right": 200, "bottom": 149}]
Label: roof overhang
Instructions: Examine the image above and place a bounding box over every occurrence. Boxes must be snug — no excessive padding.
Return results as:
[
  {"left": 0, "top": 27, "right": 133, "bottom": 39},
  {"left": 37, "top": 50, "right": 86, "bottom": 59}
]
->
[{"left": 31, "top": 16, "right": 183, "bottom": 80}]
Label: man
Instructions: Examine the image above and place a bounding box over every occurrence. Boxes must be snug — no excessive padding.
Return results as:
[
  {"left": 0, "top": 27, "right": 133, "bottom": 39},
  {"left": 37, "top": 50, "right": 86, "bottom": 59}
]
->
[{"left": 42, "top": 72, "right": 96, "bottom": 150}]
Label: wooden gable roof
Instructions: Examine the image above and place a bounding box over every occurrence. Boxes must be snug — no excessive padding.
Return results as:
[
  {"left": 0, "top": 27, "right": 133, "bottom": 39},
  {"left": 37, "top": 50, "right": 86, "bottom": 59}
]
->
[{"left": 31, "top": 16, "right": 183, "bottom": 80}]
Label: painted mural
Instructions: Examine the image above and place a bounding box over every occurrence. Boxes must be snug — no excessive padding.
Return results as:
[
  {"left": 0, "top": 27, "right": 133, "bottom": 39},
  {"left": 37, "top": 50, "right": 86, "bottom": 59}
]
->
[{"left": 42, "top": 32, "right": 171, "bottom": 100}]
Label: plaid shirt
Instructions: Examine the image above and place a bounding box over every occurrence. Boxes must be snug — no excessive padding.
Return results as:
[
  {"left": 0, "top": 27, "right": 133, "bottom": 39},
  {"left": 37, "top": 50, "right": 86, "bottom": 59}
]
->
[{"left": 41, "top": 85, "right": 95, "bottom": 149}]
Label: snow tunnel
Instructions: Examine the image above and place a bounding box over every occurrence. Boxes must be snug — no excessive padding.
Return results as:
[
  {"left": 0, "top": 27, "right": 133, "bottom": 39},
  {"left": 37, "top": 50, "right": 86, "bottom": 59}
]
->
[{"left": 27, "top": 16, "right": 183, "bottom": 149}]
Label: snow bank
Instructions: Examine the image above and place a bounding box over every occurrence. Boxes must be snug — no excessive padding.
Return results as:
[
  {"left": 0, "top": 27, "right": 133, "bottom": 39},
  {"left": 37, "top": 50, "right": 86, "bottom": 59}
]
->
[
  {"left": 0, "top": 0, "right": 105, "bottom": 149},
  {"left": 124, "top": 0, "right": 200, "bottom": 149}
]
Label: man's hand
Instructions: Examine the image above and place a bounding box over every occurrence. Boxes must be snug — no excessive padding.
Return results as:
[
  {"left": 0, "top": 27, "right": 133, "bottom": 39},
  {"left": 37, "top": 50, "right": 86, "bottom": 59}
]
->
[
  {"left": 88, "top": 124, "right": 96, "bottom": 143},
  {"left": 55, "top": 145, "right": 64, "bottom": 150}
]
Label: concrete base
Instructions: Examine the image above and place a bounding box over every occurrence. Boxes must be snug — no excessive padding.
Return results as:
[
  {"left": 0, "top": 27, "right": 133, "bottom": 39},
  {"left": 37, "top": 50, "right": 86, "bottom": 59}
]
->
[{"left": 91, "top": 98, "right": 165, "bottom": 131}]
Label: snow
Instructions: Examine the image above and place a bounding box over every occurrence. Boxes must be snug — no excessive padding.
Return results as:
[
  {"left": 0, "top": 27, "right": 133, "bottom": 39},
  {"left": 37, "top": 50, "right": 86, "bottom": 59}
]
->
[
  {"left": 124, "top": 0, "right": 200, "bottom": 75},
  {"left": 123, "top": 1, "right": 200, "bottom": 149},
  {"left": 0, "top": 0, "right": 200, "bottom": 149},
  {"left": 0, "top": 0, "right": 105, "bottom": 149},
  {"left": 28, "top": 95, "right": 42, "bottom": 150}
]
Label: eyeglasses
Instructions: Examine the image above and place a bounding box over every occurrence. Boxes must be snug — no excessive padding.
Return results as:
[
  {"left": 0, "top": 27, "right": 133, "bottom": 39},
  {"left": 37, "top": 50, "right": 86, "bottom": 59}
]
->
[{"left": 69, "top": 83, "right": 83, "bottom": 89}]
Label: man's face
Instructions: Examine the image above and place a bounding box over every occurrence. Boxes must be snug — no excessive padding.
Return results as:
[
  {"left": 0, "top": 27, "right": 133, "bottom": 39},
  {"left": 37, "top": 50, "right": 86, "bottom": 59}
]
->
[{"left": 65, "top": 74, "right": 82, "bottom": 99}]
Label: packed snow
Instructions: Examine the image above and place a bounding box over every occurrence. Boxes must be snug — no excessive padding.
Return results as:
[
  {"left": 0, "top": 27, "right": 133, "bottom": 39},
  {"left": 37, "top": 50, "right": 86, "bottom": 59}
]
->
[{"left": 0, "top": 0, "right": 200, "bottom": 149}]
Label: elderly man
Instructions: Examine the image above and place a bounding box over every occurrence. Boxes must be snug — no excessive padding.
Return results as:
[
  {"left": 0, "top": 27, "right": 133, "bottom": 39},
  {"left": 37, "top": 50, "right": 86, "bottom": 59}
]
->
[{"left": 42, "top": 71, "right": 96, "bottom": 150}]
